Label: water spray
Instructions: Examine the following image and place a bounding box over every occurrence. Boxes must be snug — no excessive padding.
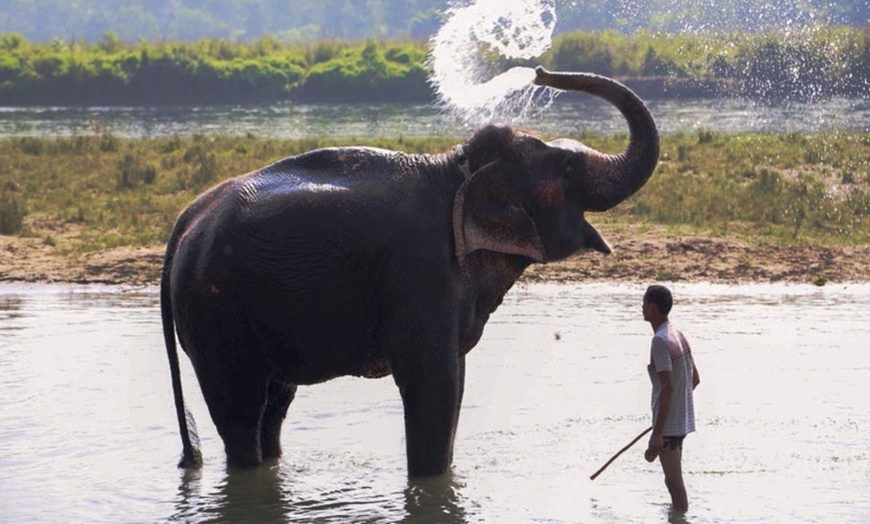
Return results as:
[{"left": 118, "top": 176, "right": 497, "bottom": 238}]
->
[{"left": 428, "top": 0, "right": 560, "bottom": 125}]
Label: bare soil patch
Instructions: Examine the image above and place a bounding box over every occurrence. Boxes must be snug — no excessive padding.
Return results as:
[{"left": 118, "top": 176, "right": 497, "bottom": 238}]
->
[
  {"left": 1, "top": 222, "right": 867, "bottom": 286},
  {"left": 524, "top": 224, "right": 870, "bottom": 285}
]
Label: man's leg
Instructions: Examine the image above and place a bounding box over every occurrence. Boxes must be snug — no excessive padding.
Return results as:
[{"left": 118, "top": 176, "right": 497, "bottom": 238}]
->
[{"left": 659, "top": 442, "right": 688, "bottom": 512}]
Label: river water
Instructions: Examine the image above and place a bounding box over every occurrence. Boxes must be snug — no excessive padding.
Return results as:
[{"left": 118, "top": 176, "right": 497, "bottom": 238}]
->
[
  {"left": 1, "top": 282, "right": 868, "bottom": 523},
  {"left": 1, "top": 97, "right": 869, "bottom": 140}
]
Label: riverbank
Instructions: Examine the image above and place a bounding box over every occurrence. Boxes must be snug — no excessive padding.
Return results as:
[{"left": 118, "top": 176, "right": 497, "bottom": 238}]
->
[{"left": 2, "top": 222, "right": 866, "bottom": 286}]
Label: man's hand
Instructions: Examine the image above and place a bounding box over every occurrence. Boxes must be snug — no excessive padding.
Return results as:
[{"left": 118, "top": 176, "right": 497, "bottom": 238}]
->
[{"left": 645, "top": 433, "right": 664, "bottom": 462}]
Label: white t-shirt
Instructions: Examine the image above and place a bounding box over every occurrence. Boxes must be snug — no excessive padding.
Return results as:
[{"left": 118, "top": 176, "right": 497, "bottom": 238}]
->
[{"left": 647, "top": 320, "right": 696, "bottom": 437}]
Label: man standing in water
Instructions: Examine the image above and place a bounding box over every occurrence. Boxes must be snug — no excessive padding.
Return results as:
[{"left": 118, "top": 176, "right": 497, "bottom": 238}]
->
[{"left": 642, "top": 285, "right": 700, "bottom": 513}]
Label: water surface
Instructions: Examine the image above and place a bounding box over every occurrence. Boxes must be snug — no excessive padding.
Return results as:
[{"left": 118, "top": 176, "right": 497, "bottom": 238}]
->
[
  {"left": 1, "top": 282, "right": 868, "bottom": 523},
  {"left": 1, "top": 97, "right": 867, "bottom": 140}
]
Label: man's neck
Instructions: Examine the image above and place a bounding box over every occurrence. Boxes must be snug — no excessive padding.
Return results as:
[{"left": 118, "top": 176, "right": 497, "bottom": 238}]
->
[{"left": 650, "top": 317, "right": 668, "bottom": 332}]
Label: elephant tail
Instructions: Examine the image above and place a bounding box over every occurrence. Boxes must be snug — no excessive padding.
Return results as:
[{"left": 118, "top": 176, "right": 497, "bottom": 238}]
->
[{"left": 161, "top": 253, "right": 203, "bottom": 469}]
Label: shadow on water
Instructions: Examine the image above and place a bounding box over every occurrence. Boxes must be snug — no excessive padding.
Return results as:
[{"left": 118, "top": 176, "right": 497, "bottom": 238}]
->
[{"left": 170, "top": 462, "right": 469, "bottom": 523}]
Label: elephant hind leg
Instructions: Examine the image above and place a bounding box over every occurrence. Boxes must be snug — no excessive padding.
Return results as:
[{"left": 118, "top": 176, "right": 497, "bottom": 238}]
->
[
  {"left": 261, "top": 381, "right": 297, "bottom": 459},
  {"left": 197, "top": 367, "right": 269, "bottom": 468}
]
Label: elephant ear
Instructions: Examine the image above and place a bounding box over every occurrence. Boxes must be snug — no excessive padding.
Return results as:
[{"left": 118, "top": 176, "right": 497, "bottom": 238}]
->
[{"left": 453, "top": 163, "right": 546, "bottom": 266}]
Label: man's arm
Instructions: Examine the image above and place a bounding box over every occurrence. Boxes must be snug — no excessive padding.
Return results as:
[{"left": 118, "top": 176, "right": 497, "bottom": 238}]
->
[
  {"left": 645, "top": 370, "right": 673, "bottom": 461},
  {"left": 692, "top": 362, "right": 700, "bottom": 390},
  {"left": 652, "top": 370, "right": 673, "bottom": 437}
]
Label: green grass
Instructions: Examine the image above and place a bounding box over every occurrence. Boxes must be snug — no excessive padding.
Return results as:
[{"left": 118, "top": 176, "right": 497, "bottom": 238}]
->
[
  {"left": 0, "top": 131, "right": 868, "bottom": 254},
  {"left": 625, "top": 131, "right": 870, "bottom": 245}
]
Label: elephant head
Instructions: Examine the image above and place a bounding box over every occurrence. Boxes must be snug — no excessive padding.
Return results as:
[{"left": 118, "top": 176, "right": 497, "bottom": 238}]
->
[{"left": 453, "top": 67, "right": 659, "bottom": 265}]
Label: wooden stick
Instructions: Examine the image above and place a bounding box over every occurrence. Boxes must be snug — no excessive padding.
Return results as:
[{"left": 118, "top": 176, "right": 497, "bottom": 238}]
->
[{"left": 589, "top": 426, "right": 653, "bottom": 481}]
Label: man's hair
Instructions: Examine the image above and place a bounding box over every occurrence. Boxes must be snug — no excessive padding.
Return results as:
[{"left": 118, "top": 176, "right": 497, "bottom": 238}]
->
[{"left": 644, "top": 285, "right": 673, "bottom": 315}]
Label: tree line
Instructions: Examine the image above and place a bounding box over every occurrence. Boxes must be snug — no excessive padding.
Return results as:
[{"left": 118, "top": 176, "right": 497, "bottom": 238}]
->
[
  {"left": 2, "top": 0, "right": 868, "bottom": 43},
  {"left": 0, "top": 27, "right": 868, "bottom": 106}
]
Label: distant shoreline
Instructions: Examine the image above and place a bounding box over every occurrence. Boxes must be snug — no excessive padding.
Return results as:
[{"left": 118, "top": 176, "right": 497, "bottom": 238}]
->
[{"left": 0, "top": 77, "right": 860, "bottom": 107}]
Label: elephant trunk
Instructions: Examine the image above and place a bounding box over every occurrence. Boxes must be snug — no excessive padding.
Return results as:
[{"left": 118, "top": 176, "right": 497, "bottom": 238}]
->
[{"left": 533, "top": 67, "right": 660, "bottom": 212}]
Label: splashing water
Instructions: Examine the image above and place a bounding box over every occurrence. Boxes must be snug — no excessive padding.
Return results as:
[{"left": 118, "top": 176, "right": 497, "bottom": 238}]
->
[
  {"left": 612, "top": 0, "right": 824, "bottom": 34},
  {"left": 428, "top": 0, "right": 866, "bottom": 126},
  {"left": 428, "top": 0, "right": 559, "bottom": 125},
  {"left": 612, "top": 0, "right": 863, "bottom": 103}
]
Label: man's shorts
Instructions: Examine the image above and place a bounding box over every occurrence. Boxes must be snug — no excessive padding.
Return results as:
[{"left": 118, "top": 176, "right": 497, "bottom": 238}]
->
[{"left": 662, "top": 435, "right": 686, "bottom": 450}]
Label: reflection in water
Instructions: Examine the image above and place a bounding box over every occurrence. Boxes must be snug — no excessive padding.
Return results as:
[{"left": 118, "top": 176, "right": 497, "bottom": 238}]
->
[
  {"left": 402, "top": 473, "right": 467, "bottom": 524},
  {"left": 0, "top": 295, "right": 25, "bottom": 338},
  {"left": 173, "top": 462, "right": 289, "bottom": 523},
  {"left": 0, "top": 294, "right": 24, "bottom": 311},
  {"left": 206, "top": 464, "right": 289, "bottom": 523},
  {"left": 0, "top": 97, "right": 867, "bottom": 140},
  {"left": 668, "top": 506, "right": 694, "bottom": 524},
  {"left": 169, "top": 463, "right": 469, "bottom": 523},
  {"left": 172, "top": 468, "right": 205, "bottom": 521}
]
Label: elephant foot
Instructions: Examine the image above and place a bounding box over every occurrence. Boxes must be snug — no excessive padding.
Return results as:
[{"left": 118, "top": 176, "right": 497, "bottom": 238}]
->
[
  {"left": 225, "top": 445, "right": 264, "bottom": 468},
  {"left": 261, "top": 437, "right": 282, "bottom": 460},
  {"left": 220, "top": 425, "right": 265, "bottom": 468}
]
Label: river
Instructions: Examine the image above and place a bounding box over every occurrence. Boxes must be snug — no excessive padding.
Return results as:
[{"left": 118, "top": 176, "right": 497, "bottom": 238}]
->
[
  {"left": 1, "top": 282, "right": 868, "bottom": 523},
  {"left": 1, "top": 97, "right": 869, "bottom": 140}
]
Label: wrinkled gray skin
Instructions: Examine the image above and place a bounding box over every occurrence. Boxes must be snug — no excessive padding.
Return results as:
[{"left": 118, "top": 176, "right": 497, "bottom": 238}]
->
[{"left": 162, "top": 68, "right": 660, "bottom": 477}]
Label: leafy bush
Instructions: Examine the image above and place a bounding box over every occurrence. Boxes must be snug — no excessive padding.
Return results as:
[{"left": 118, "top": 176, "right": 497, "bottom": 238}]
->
[
  {"left": 550, "top": 31, "right": 628, "bottom": 76},
  {"left": 294, "top": 40, "right": 431, "bottom": 102}
]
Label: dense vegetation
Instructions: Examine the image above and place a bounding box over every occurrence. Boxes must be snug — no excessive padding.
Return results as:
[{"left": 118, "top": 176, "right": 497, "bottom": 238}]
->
[
  {"left": 1, "top": 26, "right": 868, "bottom": 105},
  {"left": 1, "top": 132, "right": 868, "bottom": 252},
  {"left": 0, "top": 34, "right": 431, "bottom": 104},
  {"left": 2, "top": 0, "right": 867, "bottom": 42}
]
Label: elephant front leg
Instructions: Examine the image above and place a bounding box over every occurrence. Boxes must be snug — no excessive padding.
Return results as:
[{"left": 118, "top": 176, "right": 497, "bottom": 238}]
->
[
  {"left": 397, "top": 355, "right": 466, "bottom": 478},
  {"left": 261, "top": 381, "right": 298, "bottom": 459}
]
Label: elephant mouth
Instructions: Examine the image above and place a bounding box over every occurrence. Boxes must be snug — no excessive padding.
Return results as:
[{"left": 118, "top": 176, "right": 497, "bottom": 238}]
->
[{"left": 581, "top": 220, "right": 611, "bottom": 255}]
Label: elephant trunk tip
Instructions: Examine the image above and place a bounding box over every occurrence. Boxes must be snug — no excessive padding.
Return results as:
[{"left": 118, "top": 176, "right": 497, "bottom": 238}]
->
[{"left": 531, "top": 67, "right": 659, "bottom": 212}]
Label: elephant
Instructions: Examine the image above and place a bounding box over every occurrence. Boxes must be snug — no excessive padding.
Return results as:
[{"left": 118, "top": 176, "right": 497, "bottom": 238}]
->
[{"left": 161, "top": 67, "right": 660, "bottom": 477}]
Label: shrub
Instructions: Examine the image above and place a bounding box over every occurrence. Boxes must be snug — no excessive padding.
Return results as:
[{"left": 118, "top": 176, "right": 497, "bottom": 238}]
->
[
  {"left": 183, "top": 145, "right": 219, "bottom": 188},
  {"left": 16, "top": 137, "right": 44, "bottom": 155},
  {"left": 0, "top": 188, "right": 26, "bottom": 235},
  {"left": 811, "top": 274, "right": 828, "bottom": 286},
  {"left": 117, "top": 153, "right": 158, "bottom": 189}
]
